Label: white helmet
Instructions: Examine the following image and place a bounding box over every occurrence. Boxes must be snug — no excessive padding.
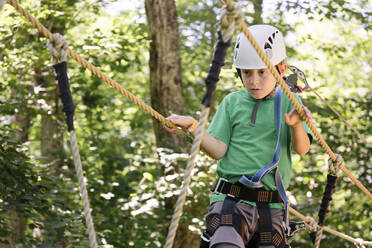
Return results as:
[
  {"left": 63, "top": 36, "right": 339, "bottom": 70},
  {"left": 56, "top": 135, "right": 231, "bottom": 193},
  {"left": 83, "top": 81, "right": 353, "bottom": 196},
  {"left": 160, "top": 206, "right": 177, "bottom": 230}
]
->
[{"left": 233, "top": 25, "right": 286, "bottom": 70}]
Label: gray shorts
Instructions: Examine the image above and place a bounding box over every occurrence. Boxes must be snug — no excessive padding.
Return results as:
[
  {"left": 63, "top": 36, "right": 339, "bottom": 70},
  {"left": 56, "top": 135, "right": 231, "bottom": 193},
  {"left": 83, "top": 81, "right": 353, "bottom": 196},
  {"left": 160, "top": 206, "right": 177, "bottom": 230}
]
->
[{"left": 205, "top": 201, "right": 286, "bottom": 248}]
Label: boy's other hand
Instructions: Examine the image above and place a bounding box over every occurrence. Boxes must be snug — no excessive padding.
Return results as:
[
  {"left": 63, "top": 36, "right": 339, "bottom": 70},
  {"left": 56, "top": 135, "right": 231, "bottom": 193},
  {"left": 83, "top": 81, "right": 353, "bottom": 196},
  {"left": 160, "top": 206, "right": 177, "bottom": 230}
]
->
[
  {"left": 163, "top": 114, "right": 196, "bottom": 134},
  {"left": 285, "top": 106, "right": 312, "bottom": 128}
]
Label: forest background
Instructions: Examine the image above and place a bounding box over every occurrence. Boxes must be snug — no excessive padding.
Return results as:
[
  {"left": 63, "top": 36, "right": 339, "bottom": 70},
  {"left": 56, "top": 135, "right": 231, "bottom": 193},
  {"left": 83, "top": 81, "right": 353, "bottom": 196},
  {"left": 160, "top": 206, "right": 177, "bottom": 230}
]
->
[{"left": 0, "top": 0, "right": 371, "bottom": 247}]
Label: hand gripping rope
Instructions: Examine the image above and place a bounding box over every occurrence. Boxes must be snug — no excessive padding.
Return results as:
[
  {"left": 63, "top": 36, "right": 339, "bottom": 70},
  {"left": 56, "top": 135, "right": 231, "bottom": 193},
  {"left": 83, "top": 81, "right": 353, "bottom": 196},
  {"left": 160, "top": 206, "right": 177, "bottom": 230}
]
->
[
  {"left": 163, "top": 5, "right": 240, "bottom": 248},
  {"left": 47, "top": 35, "right": 98, "bottom": 248}
]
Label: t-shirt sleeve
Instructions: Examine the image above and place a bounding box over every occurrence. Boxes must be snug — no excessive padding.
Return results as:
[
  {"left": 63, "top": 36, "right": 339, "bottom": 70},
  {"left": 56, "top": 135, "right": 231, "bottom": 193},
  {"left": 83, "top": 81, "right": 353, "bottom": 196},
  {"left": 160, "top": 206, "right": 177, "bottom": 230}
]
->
[
  {"left": 292, "top": 93, "right": 313, "bottom": 144},
  {"left": 207, "top": 96, "right": 232, "bottom": 145}
]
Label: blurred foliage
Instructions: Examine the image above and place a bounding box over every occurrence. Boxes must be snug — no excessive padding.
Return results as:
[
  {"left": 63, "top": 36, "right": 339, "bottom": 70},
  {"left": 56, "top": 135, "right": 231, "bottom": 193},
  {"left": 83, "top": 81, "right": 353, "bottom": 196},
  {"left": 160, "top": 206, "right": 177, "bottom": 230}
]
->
[{"left": 0, "top": 0, "right": 371, "bottom": 247}]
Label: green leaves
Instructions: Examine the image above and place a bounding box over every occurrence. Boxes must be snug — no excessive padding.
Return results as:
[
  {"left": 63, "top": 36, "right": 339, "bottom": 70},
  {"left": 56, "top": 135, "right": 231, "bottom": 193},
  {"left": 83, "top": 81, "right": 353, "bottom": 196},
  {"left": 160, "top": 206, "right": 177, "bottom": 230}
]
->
[{"left": 0, "top": 0, "right": 370, "bottom": 247}]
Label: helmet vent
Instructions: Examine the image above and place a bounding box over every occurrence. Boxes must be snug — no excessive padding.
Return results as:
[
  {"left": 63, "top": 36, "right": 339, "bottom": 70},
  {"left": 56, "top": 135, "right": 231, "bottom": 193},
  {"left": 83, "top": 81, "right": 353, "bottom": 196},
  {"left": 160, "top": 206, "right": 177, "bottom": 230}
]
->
[{"left": 264, "top": 42, "right": 272, "bottom": 49}]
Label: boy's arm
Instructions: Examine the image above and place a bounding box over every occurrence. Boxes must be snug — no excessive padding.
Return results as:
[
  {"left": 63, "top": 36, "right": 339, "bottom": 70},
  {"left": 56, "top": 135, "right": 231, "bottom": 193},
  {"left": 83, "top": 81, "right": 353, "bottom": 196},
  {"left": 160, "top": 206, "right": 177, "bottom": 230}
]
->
[
  {"left": 285, "top": 106, "right": 311, "bottom": 156},
  {"left": 195, "top": 131, "right": 228, "bottom": 160},
  {"left": 289, "top": 123, "right": 310, "bottom": 156},
  {"left": 164, "top": 114, "right": 228, "bottom": 160}
]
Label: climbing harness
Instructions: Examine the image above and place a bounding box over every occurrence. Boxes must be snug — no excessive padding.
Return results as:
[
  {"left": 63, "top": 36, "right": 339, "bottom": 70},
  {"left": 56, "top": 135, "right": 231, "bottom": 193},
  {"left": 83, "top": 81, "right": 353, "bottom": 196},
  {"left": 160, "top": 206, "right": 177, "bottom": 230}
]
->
[
  {"left": 200, "top": 88, "right": 289, "bottom": 248},
  {"left": 47, "top": 34, "right": 98, "bottom": 248},
  {"left": 200, "top": 180, "right": 287, "bottom": 248}
]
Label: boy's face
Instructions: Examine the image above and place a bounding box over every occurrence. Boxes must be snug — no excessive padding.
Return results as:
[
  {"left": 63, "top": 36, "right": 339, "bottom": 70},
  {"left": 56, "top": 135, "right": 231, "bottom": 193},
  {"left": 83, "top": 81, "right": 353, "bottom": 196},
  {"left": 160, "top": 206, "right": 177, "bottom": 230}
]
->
[{"left": 241, "top": 68, "right": 277, "bottom": 99}]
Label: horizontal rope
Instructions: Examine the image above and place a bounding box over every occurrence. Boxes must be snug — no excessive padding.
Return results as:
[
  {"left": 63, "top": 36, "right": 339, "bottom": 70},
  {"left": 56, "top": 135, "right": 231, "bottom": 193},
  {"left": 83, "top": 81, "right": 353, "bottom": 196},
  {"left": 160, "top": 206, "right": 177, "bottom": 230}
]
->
[
  {"left": 289, "top": 207, "right": 372, "bottom": 246},
  {"left": 6, "top": 0, "right": 190, "bottom": 142}
]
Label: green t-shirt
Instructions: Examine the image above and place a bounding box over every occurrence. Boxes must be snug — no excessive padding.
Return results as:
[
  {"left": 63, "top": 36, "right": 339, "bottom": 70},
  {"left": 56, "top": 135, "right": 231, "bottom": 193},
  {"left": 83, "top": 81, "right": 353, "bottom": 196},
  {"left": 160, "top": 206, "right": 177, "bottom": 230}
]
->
[{"left": 208, "top": 89, "right": 311, "bottom": 208}]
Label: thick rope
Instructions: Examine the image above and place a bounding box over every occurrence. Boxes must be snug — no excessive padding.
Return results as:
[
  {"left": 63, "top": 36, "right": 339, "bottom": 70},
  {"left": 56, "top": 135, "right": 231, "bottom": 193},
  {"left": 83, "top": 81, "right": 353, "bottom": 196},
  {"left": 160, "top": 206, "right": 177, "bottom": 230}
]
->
[
  {"left": 6, "top": 0, "right": 189, "bottom": 141},
  {"left": 355, "top": 239, "right": 368, "bottom": 248},
  {"left": 219, "top": 3, "right": 243, "bottom": 42},
  {"left": 163, "top": 4, "right": 237, "bottom": 246},
  {"left": 164, "top": 107, "right": 210, "bottom": 248},
  {"left": 218, "top": 0, "right": 372, "bottom": 200},
  {"left": 313, "top": 154, "right": 343, "bottom": 247},
  {"left": 314, "top": 228, "right": 323, "bottom": 248},
  {"left": 70, "top": 131, "right": 98, "bottom": 248},
  {"left": 47, "top": 33, "right": 68, "bottom": 63},
  {"left": 289, "top": 207, "right": 372, "bottom": 246},
  {"left": 328, "top": 154, "right": 343, "bottom": 177},
  {"left": 47, "top": 34, "right": 98, "bottom": 247}
]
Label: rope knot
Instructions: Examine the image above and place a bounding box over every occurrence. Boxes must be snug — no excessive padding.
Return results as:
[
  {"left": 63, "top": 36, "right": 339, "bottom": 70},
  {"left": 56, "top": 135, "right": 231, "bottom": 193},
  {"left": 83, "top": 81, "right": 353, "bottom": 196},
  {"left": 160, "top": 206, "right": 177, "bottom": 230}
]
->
[
  {"left": 220, "top": 3, "right": 243, "bottom": 42},
  {"left": 354, "top": 238, "right": 366, "bottom": 248},
  {"left": 328, "top": 153, "right": 343, "bottom": 177},
  {"left": 47, "top": 33, "right": 68, "bottom": 63},
  {"left": 304, "top": 216, "right": 317, "bottom": 232}
]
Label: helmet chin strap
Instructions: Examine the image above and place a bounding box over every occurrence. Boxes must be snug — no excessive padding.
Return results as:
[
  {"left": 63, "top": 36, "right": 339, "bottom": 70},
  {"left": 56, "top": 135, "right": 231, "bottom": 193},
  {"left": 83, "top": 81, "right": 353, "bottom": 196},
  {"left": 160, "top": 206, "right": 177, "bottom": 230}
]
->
[{"left": 236, "top": 65, "right": 281, "bottom": 100}]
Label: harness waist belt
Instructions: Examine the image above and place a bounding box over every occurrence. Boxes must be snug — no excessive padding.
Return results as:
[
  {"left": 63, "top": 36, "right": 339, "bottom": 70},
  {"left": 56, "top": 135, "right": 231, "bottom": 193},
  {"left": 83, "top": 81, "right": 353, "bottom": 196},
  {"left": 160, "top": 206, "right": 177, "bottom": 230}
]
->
[{"left": 212, "top": 178, "right": 283, "bottom": 203}]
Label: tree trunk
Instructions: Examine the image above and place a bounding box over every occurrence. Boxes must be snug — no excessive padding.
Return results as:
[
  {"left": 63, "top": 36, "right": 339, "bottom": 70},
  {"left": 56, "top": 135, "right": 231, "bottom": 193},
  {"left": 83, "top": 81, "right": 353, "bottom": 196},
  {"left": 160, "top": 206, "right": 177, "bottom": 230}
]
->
[
  {"left": 1, "top": 84, "right": 33, "bottom": 248},
  {"left": 33, "top": 67, "right": 65, "bottom": 167},
  {"left": 145, "top": 0, "right": 185, "bottom": 150},
  {"left": 145, "top": 1, "right": 200, "bottom": 246},
  {"left": 252, "top": 0, "right": 263, "bottom": 24}
]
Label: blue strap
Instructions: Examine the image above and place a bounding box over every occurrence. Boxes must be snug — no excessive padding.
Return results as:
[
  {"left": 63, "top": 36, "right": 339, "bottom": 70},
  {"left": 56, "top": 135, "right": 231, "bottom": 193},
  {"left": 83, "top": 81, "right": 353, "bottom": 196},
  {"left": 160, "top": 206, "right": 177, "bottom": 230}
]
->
[
  {"left": 238, "top": 88, "right": 289, "bottom": 230},
  {"left": 239, "top": 88, "right": 283, "bottom": 187}
]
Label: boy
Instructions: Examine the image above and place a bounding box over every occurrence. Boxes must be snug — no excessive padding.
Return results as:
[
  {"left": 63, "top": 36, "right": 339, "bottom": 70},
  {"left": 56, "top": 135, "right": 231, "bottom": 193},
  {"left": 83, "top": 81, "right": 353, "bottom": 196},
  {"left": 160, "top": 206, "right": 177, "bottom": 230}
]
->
[{"left": 164, "top": 25, "right": 312, "bottom": 248}]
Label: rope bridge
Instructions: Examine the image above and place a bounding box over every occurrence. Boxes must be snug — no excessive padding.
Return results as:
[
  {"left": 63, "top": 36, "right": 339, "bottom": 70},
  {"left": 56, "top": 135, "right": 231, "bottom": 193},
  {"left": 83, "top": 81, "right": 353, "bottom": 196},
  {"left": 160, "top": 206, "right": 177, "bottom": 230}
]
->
[{"left": 1, "top": 0, "right": 371, "bottom": 247}]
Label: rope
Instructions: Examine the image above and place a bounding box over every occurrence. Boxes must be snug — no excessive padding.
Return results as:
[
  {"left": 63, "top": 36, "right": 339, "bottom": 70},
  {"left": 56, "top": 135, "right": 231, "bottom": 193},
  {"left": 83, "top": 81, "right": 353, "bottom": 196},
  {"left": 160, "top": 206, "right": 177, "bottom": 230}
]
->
[
  {"left": 164, "top": 4, "right": 233, "bottom": 246},
  {"left": 47, "top": 33, "right": 68, "bottom": 63},
  {"left": 6, "top": 0, "right": 190, "bottom": 142},
  {"left": 219, "top": 0, "right": 372, "bottom": 200},
  {"left": 70, "top": 131, "right": 98, "bottom": 248},
  {"left": 289, "top": 207, "right": 372, "bottom": 246},
  {"left": 292, "top": 69, "right": 363, "bottom": 140},
  {"left": 6, "top": 0, "right": 372, "bottom": 245},
  {"left": 355, "top": 239, "right": 367, "bottom": 248},
  {"left": 46, "top": 34, "right": 98, "bottom": 247},
  {"left": 164, "top": 107, "right": 210, "bottom": 248},
  {"left": 312, "top": 154, "right": 343, "bottom": 246},
  {"left": 328, "top": 154, "right": 343, "bottom": 177},
  {"left": 219, "top": 3, "right": 243, "bottom": 42},
  {"left": 311, "top": 88, "right": 362, "bottom": 139},
  {"left": 314, "top": 228, "right": 323, "bottom": 248}
]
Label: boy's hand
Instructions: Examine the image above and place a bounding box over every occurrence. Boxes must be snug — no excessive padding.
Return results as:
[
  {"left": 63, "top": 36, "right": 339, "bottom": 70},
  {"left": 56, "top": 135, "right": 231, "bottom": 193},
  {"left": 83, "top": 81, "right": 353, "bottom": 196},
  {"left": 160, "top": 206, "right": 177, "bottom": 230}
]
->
[
  {"left": 285, "top": 106, "right": 312, "bottom": 128},
  {"left": 163, "top": 114, "right": 196, "bottom": 134}
]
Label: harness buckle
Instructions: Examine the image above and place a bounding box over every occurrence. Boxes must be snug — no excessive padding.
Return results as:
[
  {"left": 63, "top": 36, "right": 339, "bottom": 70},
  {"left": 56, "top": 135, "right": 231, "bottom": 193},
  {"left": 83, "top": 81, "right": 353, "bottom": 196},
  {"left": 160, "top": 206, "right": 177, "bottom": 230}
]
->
[
  {"left": 200, "top": 232, "right": 211, "bottom": 242},
  {"left": 212, "top": 178, "right": 228, "bottom": 194}
]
